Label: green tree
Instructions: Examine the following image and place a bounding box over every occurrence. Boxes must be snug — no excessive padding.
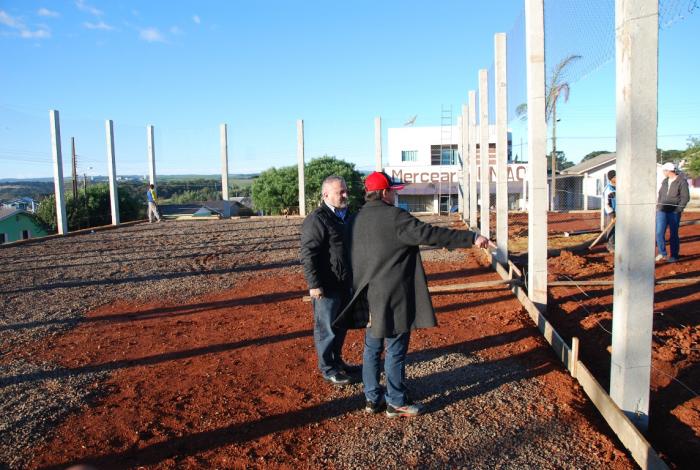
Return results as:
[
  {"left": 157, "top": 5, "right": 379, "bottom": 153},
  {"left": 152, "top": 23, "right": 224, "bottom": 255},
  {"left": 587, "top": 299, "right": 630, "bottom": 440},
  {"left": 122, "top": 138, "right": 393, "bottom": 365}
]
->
[
  {"left": 548, "top": 151, "right": 574, "bottom": 172},
  {"left": 304, "top": 156, "right": 364, "bottom": 211},
  {"left": 251, "top": 156, "right": 364, "bottom": 215},
  {"left": 581, "top": 150, "right": 611, "bottom": 162},
  {"left": 36, "top": 183, "right": 144, "bottom": 233},
  {"left": 251, "top": 166, "right": 299, "bottom": 215},
  {"left": 684, "top": 137, "right": 700, "bottom": 178},
  {"left": 657, "top": 148, "right": 683, "bottom": 164}
]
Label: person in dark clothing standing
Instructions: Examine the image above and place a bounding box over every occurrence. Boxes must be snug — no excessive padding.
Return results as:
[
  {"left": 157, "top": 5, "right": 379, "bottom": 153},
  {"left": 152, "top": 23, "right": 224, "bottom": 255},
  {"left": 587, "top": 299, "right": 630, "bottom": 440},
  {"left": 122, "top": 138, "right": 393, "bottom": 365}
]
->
[
  {"left": 656, "top": 162, "right": 690, "bottom": 262},
  {"left": 300, "top": 175, "right": 359, "bottom": 386},
  {"left": 335, "top": 172, "right": 491, "bottom": 417}
]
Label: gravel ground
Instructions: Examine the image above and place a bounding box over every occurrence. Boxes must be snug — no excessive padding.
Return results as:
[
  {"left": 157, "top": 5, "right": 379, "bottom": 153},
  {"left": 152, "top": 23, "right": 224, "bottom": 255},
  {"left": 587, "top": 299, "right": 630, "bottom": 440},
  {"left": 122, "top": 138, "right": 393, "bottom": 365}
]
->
[
  {"left": 312, "top": 352, "right": 615, "bottom": 469},
  {"left": 0, "top": 215, "right": 631, "bottom": 469}
]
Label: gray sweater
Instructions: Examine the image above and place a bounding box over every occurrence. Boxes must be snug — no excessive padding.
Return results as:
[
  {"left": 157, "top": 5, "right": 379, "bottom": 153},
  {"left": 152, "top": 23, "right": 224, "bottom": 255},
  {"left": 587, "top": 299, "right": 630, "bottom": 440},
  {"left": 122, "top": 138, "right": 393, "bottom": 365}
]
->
[{"left": 657, "top": 176, "right": 690, "bottom": 213}]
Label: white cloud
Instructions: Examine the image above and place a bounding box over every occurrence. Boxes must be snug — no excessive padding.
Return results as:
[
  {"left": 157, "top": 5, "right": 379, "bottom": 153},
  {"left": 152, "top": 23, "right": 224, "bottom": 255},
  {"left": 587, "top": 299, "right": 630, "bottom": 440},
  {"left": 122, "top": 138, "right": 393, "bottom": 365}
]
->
[
  {"left": 83, "top": 21, "right": 114, "bottom": 30},
  {"left": 0, "top": 10, "right": 51, "bottom": 40},
  {"left": 170, "top": 25, "right": 182, "bottom": 35},
  {"left": 38, "top": 8, "right": 60, "bottom": 18},
  {"left": 192, "top": 15, "right": 201, "bottom": 24},
  {"left": 75, "top": 0, "right": 102, "bottom": 17},
  {"left": 0, "top": 10, "right": 23, "bottom": 28},
  {"left": 21, "top": 28, "right": 51, "bottom": 39},
  {"left": 140, "top": 27, "right": 165, "bottom": 43}
]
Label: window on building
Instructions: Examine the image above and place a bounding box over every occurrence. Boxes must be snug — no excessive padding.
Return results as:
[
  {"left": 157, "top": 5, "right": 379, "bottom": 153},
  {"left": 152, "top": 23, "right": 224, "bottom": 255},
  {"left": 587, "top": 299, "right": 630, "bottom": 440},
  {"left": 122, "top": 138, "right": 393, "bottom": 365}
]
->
[
  {"left": 0, "top": 233, "right": 6, "bottom": 244},
  {"left": 431, "top": 145, "right": 459, "bottom": 165},
  {"left": 401, "top": 150, "right": 418, "bottom": 162},
  {"left": 21, "top": 230, "right": 30, "bottom": 240}
]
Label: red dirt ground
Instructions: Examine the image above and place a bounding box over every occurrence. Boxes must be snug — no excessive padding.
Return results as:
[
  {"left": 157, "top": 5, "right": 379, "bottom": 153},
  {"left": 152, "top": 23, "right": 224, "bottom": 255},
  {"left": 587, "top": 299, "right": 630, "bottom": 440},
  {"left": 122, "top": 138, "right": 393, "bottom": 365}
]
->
[
  {"left": 542, "top": 212, "right": 700, "bottom": 467},
  {"left": 15, "top": 256, "right": 634, "bottom": 469}
]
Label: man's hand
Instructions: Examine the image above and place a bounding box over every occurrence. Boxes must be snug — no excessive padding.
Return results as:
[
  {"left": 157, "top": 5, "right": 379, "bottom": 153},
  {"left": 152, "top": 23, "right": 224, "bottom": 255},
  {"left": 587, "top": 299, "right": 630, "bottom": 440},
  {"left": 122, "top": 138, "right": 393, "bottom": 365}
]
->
[
  {"left": 309, "top": 287, "right": 324, "bottom": 299},
  {"left": 473, "top": 235, "right": 491, "bottom": 249}
]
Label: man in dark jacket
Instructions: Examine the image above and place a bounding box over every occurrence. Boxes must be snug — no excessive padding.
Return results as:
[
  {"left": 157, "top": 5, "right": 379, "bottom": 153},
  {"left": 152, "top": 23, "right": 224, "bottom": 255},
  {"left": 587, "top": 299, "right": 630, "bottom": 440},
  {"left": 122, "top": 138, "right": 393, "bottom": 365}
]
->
[
  {"left": 300, "top": 175, "right": 358, "bottom": 386},
  {"left": 335, "top": 171, "right": 490, "bottom": 417},
  {"left": 656, "top": 162, "right": 690, "bottom": 262}
]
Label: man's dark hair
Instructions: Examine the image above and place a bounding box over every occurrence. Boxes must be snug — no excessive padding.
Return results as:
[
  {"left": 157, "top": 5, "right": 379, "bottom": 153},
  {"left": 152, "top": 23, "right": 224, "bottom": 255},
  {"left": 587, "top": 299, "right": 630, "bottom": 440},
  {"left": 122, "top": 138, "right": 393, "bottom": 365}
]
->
[
  {"left": 607, "top": 170, "right": 616, "bottom": 181},
  {"left": 365, "top": 190, "right": 383, "bottom": 202}
]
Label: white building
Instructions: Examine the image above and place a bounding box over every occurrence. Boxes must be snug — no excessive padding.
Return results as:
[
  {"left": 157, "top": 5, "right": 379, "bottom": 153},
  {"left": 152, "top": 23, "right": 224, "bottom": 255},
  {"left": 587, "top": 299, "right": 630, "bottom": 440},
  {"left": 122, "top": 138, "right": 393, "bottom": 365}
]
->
[{"left": 385, "top": 125, "right": 525, "bottom": 213}]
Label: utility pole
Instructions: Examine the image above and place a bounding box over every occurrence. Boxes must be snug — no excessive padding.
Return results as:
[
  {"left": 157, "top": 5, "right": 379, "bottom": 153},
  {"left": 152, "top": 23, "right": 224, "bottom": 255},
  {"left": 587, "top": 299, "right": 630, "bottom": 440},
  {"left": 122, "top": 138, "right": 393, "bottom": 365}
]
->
[
  {"left": 550, "top": 100, "right": 558, "bottom": 211},
  {"left": 71, "top": 137, "right": 78, "bottom": 200}
]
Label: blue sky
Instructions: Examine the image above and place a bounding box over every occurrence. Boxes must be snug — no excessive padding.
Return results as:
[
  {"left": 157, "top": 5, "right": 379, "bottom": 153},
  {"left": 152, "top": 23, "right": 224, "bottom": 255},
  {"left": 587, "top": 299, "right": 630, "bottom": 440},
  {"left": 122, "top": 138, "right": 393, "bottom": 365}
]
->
[{"left": 1, "top": 0, "right": 699, "bottom": 179}]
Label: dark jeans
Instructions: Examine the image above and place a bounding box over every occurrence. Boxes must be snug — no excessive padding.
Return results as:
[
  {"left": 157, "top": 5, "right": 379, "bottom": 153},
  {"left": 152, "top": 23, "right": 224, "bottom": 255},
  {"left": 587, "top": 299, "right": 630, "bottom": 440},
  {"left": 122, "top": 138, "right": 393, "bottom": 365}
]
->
[
  {"left": 605, "top": 213, "right": 615, "bottom": 251},
  {"left": 312, "top": 291, "right": 348, "bottom": 377},
  {"left": 656, "top": 210, "right": 681, "bottom": 258},
  {"left": 362, "top": 329, "right": 411, "bottom": 407}
]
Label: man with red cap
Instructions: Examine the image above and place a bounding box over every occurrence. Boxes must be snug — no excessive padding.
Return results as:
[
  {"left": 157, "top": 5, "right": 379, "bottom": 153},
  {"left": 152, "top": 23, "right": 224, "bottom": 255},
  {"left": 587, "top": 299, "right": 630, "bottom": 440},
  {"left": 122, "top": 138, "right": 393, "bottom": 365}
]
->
[{"left": 335, "top": 171, "right": 490, "bottom": 417}]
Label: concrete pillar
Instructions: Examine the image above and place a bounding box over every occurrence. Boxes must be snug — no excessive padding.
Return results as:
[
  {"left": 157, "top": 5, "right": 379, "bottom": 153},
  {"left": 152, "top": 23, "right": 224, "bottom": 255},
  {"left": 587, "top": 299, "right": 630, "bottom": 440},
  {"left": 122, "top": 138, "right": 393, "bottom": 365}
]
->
[
  {"left": 525, "top": 0, "right": 548, "bottom": 309},
  {"left": 462, "top": 103, "right": 469, "bottom": 223},
  {"left": 147, "top": 125, "right": 156, "bottom": 189},
  {"left": 375, "top": 116, "right": 382, "bottom": 171},
  {"left": 610, "top": 0, "right": 658, "bottom": 431},
  {"left": 457, "top": 115, "right": 464, "bottom": 215},
  {"left": 297, "top": 119, "right": 306, "bottom": 217},
  {"left": 495, "top": 32, "right": 508, "bottom": 264},
  {"left": 479, "top": 69, "right": 490, "bottom": 239},
  {"left": 49, "top": 110, "right": 68, "bottom": 235},
  {"left": 220, "top": 123, "right": 230, "bottom": 201},
  {"left": 468, "top": 91, "right": 478, "bottom": 229},
  {"left": 105, "top": 120, "right": 120, "bottom": 226}
]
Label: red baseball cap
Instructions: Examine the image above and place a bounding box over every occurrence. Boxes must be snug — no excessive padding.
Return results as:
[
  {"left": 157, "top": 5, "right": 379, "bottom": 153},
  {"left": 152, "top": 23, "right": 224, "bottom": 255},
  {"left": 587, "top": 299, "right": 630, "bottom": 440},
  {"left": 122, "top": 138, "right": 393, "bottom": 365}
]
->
[{"left": 364, "top": 171, "right": 405, "bottom": 191}]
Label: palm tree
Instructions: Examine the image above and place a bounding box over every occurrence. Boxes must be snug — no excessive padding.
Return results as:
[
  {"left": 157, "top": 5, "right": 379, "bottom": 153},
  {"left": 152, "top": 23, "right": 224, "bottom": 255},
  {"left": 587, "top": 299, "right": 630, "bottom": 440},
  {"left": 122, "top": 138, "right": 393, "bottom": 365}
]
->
[{"left": 515, "top": 53, "right": 582, "bottom": 210}]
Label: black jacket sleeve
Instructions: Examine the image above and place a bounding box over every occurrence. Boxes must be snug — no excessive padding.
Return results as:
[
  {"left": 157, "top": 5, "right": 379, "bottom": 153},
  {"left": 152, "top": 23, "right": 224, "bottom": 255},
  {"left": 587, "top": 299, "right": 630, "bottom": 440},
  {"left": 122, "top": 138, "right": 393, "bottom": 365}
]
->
[
  {"left": 394, "top": 209, "right": 476, "bottom": 248},
  {"left": 300, "top": 215, "right": 325, "bottom": 289}
]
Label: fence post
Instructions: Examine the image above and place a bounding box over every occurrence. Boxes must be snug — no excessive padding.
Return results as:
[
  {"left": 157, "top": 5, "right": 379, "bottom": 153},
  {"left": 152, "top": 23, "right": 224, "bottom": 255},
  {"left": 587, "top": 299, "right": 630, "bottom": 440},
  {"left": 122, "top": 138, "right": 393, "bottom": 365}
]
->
[
  {"left": 49, "top": 110, "right": 68, "bottom": 235},
  {"left": 610, "top": 0, "right": 658, "bottom": 432},
  {"left": 297, "top": 119, "right": 306, "bottom": 217},
  {"left": 220, "top": 123, "right": 230, "bottom": 201},
  {"left": 479, "top": 69, "right": 490, "bottom": 239},
  {"left": 525, "top": 0, "right": 548, "bottom": 309},
  {"left": 468, "top": 91, "right": 478, "bottom": 229},
  {"left": 147, "top": 125, "right": 156, "bottom": 190},
  {"left": 375, "top": 116, "right": 382, "bottom": 171},
  {"left": 495, "top": 32, "right": 508, "bottom": 263},
  {"left": 105, "top": 120, "right": 120, "bottom": 226}
]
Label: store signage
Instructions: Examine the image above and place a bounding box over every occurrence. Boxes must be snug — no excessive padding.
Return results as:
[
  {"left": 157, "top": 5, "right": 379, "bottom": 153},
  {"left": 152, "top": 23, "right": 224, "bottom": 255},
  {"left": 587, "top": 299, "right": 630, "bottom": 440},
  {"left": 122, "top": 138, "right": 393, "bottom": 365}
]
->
[{"left": 390, "top": 164, "right": 527, "bottom": 184}]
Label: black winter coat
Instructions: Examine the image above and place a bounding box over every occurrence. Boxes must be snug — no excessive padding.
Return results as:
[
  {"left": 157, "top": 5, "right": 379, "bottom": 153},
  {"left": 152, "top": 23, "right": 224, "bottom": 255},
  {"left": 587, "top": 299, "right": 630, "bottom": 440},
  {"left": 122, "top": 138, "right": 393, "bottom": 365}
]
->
[
  {"left": 299, "top": 204, "right": 352, "bottom": 293},
  {"left": 657, "top": 176, "right": 690, "bottom": 213},
  {"left": 334, "top": 200, "right": 477, "bottom": 337}
]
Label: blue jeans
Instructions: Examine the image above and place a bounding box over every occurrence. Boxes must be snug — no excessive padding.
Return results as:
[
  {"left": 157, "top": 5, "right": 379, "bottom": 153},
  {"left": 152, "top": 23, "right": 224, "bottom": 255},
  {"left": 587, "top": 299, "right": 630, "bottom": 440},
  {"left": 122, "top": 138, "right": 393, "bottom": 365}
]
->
[
  {"left": 656, "top": 211, "right": 681, "bottom": 258},
  {"left": 362, "top": 329, "right": 411, "bottom": 407},
  {"left": 312, "top": 292, "right": 348, "bottom": 377}
]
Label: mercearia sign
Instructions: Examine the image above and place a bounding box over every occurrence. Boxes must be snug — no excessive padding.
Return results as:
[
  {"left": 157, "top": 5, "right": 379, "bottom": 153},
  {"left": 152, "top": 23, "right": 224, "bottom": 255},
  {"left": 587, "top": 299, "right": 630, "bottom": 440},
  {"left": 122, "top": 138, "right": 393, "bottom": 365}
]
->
[{"left": 389, "top": 164, "right": 528, "bottom": 184}]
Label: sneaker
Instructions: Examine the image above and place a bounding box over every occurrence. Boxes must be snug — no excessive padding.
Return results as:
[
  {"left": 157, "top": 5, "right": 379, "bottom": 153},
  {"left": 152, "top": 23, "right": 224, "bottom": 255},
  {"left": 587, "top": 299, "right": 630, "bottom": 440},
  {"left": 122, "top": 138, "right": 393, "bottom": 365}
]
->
[
  {"left": 323, "top": 371, "right": 354, "bottom": 386},
  {"left": 386, "top": 402, "right": 424, "bottom": 418},
  {"left": 364, "top": 399, "right": 386, "bottom": 414},
  {"left": 655, "top": 254, "right": 665, "bottom": 262}
]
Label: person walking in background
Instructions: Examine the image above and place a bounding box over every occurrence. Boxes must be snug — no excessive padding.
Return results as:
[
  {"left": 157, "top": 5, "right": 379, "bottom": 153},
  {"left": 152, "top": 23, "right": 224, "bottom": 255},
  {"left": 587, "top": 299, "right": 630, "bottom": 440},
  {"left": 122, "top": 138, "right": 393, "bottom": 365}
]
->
[
  {"left": 146, "top": 183, "right": 161, "bottom": 223},
  {"left": 656, "top": 162, "right": 690, "bottom": 262},
  {"left": 335, "top": 171, "right": 491, "bottom": 417},
  {"left": 603, "top": 170, "right": 616, "bottom": 253},
  {"left": 300, "top": 175, "right": 360, "bottom": 386}
]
